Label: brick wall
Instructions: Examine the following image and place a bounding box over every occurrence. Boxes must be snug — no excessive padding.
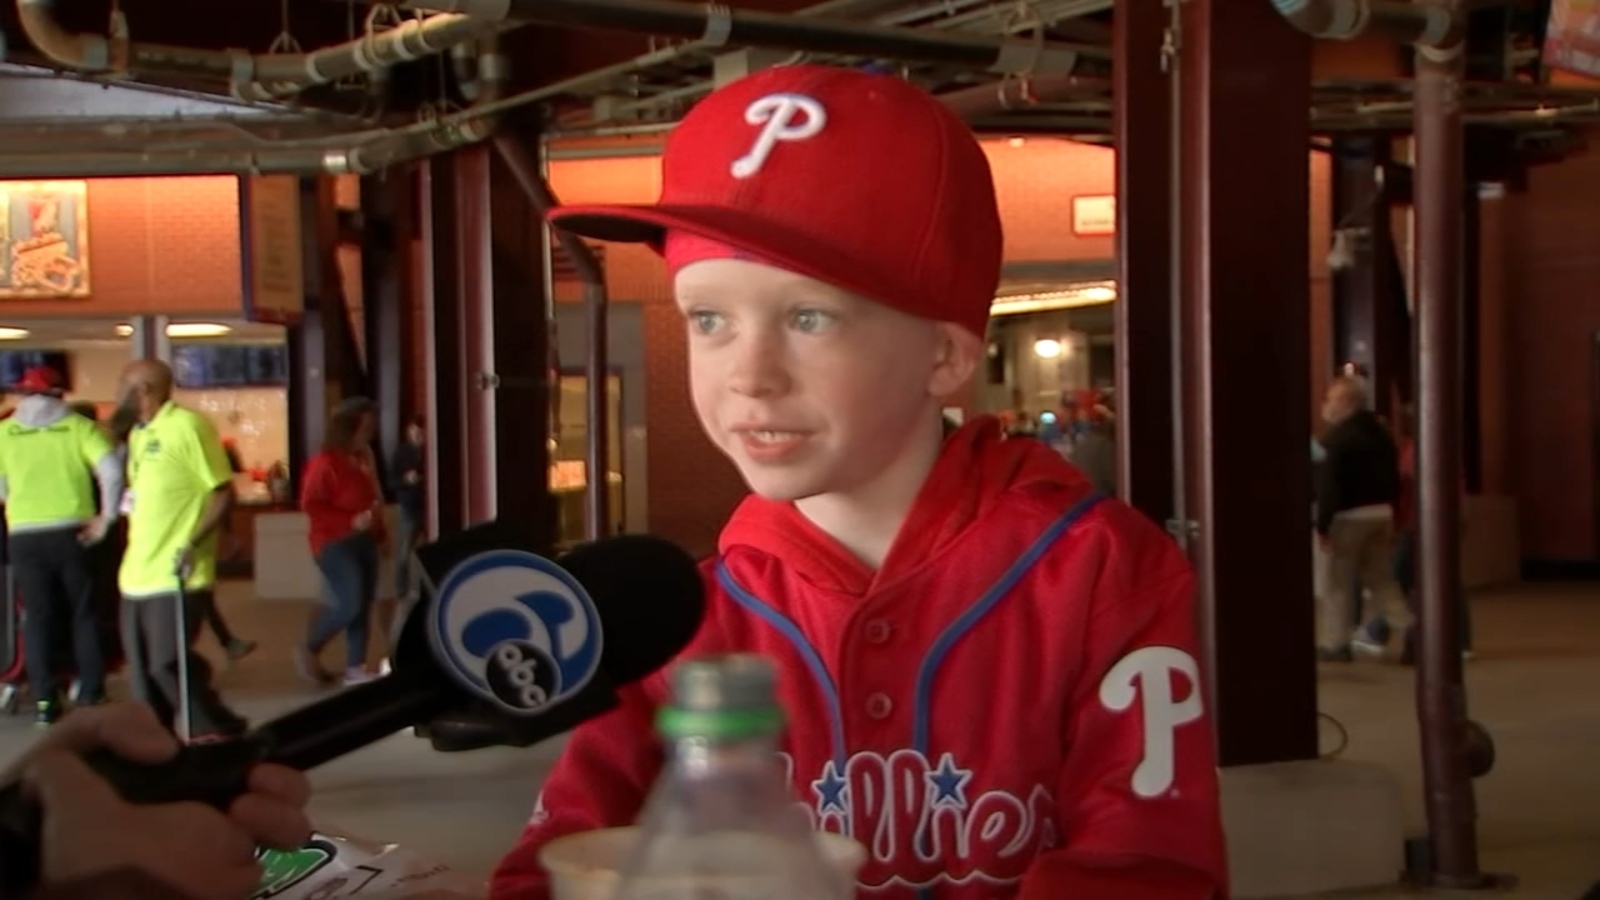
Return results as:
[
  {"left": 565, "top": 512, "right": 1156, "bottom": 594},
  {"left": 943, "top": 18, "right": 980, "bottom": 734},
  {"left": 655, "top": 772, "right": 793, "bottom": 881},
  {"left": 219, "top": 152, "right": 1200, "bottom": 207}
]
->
[
  {"left": 1500, "top": 147, "right": 1600, "bottom": 560},
  {"left": 2, "top": 176, "right": 243, "bottom": 317},
  {"left": 982, "top": 138, "right": 1115, "bottom": 261}
]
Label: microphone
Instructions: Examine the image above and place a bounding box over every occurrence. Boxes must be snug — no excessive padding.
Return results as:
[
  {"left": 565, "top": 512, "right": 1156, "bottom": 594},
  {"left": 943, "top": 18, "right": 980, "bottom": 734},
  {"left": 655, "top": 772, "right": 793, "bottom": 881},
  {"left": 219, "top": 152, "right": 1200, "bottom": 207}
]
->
[{"left": 0, "top": 524, "right": 706, "bottom": 894}]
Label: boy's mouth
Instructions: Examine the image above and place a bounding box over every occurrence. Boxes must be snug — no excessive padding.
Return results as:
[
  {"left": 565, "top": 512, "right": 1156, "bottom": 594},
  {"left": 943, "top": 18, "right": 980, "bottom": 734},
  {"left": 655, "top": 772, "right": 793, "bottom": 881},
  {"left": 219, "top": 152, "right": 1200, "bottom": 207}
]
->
[{"left": 744, "top": 430, "right": 805, "bottom": 444}]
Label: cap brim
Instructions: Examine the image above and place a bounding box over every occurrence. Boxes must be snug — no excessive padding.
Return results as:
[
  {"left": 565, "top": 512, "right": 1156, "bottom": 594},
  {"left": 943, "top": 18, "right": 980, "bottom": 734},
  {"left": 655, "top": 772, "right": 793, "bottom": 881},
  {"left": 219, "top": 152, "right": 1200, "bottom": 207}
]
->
[{"left": 549, "top": 204, "right": 891, "bottom": 307}]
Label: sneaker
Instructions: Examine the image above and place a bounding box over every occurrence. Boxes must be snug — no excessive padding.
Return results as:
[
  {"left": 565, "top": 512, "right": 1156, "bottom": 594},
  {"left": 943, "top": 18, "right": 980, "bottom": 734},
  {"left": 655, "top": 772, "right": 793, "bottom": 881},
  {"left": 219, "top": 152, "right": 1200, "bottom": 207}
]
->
[
  {"left": 294, "top": 645, "right": 335, "bottom": 686},
  {"left": 378, "top": 658, "right": 392, "bottom": 677},
  {"left": 1316, "top": 646, "right": 1353, "bottom": 663},
  {"left": 1351, "top": 636, "right": 1386, "bottom": 659},
  {"left": 342, "top": 667, "right": 378, "bottom": 686},
  {"left": 226, "top": 638, "right": 259, "bottom": 662},
  {"left": 33, "top": 699, "right": 62, "bottom": 729}
]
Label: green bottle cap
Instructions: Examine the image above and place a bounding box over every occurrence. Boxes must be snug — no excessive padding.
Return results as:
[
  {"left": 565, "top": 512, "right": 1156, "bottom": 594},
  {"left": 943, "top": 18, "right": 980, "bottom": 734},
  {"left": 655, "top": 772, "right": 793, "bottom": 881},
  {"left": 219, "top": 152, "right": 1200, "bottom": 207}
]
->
[{"left": 656, "top": 654, "right": 785, "bottom": 740}]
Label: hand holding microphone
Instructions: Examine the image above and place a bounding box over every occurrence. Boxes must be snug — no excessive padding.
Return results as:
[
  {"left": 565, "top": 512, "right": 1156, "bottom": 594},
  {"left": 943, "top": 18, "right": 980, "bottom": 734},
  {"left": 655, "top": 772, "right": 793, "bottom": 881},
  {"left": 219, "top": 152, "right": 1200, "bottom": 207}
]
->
[
  {"left": 1, "top": 704, "right": 310, "bottom": 900},
  {"left": 0, "top": 523, "right": 707, "bottom": 896}
]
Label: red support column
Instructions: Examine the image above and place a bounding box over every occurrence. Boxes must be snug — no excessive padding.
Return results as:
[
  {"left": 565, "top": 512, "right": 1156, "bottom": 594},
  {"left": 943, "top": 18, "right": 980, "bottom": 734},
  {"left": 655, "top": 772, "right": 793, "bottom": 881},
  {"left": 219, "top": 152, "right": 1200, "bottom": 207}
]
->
[
  {"left": 456, "top": 146, "right": 498, "bottom": 526},
  {"left": 1112, "top": 0, "right": 1176, "bottom": 528},
  {"left": 361, "top": 171, "right": 419, "bottom": 477},
  {"left": 1179, "top": 0, "right": 1319, "bottom": 766},
  {"left": 1330, "top": 136, "right": 1409, "bottom": 422},
  {"left": 422, "top": 159, "right": 465, "bottom": 537},
  {"left": 486, "top": 130, "right": 556, "bottom": 547}
]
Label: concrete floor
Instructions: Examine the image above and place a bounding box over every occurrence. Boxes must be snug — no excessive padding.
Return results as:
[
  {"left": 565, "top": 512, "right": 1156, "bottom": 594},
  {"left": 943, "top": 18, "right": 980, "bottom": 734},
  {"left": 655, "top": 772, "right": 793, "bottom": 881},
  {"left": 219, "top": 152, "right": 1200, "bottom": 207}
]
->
[{"left": 0, "top": 582, "right": 1595, "bottom": 898}]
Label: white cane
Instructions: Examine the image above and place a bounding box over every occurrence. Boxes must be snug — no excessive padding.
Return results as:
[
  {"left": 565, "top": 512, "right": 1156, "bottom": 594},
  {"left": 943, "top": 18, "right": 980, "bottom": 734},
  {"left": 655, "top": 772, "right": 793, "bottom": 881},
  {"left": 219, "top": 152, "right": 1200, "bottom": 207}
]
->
[{"left": 172, "top": 552, "right": 192, "bottom": 744}]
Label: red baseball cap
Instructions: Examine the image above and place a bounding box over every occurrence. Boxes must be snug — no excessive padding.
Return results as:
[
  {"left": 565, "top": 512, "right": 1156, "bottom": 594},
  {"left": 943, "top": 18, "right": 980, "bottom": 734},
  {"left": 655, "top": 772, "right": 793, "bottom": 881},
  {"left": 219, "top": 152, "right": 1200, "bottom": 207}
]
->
[
  {"left": 15, "top": 365, "right": 62, "bottom": 395},
  {"left": 550, "top": 65, "right": 1002, "bottom": 338}
]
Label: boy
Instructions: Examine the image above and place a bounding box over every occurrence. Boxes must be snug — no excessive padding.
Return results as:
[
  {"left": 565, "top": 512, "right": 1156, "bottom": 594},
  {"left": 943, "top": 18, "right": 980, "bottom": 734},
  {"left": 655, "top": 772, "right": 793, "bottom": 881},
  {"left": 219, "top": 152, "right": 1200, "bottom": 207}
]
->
[{"left": 491, "top": 65, "right": 1226, "bottom": 899}]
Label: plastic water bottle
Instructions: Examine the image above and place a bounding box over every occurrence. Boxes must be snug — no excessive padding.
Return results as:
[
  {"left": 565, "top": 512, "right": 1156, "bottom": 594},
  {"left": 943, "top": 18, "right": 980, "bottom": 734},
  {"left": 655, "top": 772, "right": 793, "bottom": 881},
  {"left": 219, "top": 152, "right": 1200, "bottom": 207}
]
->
[{"left": 613, "top": 655, "right": 856, "bottom": 900}]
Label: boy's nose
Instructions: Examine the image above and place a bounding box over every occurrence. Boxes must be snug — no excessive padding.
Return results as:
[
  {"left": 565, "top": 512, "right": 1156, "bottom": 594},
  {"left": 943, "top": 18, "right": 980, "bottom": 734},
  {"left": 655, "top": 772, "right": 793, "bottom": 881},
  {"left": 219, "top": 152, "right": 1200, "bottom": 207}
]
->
[{"left": 726, "top": 336, "right": 791, "bottom": 398}]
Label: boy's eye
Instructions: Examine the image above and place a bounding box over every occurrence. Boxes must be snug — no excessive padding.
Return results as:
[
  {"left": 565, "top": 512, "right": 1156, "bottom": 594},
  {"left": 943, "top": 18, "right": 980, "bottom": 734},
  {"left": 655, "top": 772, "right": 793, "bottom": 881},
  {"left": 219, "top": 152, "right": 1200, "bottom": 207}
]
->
[
  {"left": 792, "top": 309, "right": 836, "bottom": 333},
  {"left": 687, "top": 311, "right": 725, "bottom": 335}
]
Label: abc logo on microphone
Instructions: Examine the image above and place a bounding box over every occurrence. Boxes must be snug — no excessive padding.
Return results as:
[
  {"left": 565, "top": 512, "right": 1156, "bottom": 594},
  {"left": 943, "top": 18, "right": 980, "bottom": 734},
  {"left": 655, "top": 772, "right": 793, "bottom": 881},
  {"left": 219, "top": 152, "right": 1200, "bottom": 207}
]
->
[{"left": 427, "top": 550, "right": 604, "bottom": 715}]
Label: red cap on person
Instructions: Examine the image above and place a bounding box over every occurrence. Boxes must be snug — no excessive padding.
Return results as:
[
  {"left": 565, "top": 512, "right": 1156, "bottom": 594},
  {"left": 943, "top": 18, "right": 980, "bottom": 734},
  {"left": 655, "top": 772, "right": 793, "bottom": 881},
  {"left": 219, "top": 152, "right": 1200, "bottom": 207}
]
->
[
  {"left": 14, "top": 366, "right": 62, "bottom": 396},
  {"left": 550, "top": 64, "right": 1002, "bottom": 339}
]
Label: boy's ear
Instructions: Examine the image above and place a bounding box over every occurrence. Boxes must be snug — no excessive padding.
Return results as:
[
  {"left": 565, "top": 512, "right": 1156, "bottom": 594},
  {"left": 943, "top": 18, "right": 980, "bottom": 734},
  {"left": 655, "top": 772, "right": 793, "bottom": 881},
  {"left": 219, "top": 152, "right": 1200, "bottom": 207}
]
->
[{"left": 928, "top": 322, "right": 984, "bottom": 398}]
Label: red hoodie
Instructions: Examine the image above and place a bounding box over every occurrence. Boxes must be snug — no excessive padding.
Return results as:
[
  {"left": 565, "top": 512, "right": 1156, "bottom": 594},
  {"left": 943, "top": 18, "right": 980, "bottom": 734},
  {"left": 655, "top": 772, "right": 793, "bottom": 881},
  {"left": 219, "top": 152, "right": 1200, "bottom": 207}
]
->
[
  {"left": 491, "top": 418, "right": 1226, "bottom": 900},
  {"left": 299, "top": 448, "right": 385, "bottom": 558}
]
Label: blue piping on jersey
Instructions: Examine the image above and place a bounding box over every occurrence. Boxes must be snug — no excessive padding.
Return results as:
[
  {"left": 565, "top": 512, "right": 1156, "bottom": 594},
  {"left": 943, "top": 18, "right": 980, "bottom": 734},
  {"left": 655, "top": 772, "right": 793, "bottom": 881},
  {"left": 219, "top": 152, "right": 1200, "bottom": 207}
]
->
[
  {"left": 716, "top": 564, "right": 848, "bottom": 767},
  {"left": 911, "top": 492, "right": 1106, "bottom": 755},
  {"left": 719, "top": 493, "right": 1104, "bottom": 900}
]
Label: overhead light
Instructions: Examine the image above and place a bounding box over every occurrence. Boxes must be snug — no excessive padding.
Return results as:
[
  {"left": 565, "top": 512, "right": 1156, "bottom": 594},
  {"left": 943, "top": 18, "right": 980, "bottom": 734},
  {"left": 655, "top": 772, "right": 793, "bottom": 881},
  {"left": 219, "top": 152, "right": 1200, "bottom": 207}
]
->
[
  {"left": 117, "top": 322, "right": 234, "bottom": 339},
  {"left": 167, "top": 322, "right": 232, "bottom": 338},
  {"left": 990, "top": 281, "right": 1119, "bottom": 317},
  {"left": 0, "top": 327, "right": 29, "bottom": 341},
  {"left": 1033, "top": 338, "right": 1063, "bottom": 359}
]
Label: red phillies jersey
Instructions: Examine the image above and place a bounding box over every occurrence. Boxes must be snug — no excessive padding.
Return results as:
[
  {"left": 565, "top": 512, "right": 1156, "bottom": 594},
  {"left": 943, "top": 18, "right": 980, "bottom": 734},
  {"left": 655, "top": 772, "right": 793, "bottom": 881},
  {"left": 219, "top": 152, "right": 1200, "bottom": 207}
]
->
[{"left": 492, "top": 419, "right": 1226, "bottom": 900}]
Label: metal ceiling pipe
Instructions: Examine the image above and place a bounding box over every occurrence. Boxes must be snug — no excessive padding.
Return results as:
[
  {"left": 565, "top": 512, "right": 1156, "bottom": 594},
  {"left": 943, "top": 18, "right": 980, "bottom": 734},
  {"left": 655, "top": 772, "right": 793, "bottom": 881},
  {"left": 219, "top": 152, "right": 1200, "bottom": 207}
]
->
[
  {"left": 398, "top": 0, "right": 1087, "bottom": 74},
  {"left": 1271, "top": 0, "right": 1457, "bottom": 48},
  {"left": 0, "top": 121, "right": 483, "bottom": 178},
  {"left": 15, "top": 0, "right": 505, "bottom": 97},
  {"left": 938, "top": 74, "right": 1110, "bottom": 119},
  {"left": 241, "top": 16, "right": 516, "bottom": 99}
]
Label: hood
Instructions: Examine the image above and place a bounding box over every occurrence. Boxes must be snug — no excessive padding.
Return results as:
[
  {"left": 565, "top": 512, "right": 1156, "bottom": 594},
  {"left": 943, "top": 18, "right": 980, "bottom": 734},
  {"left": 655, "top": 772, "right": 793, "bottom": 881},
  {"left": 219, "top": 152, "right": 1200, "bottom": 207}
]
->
[
  {"left": 12, "top": 395, "right": 71, "bottom": 428},
  {"left": 718, "top": 415, "right": 1095, "bottom": 595}
]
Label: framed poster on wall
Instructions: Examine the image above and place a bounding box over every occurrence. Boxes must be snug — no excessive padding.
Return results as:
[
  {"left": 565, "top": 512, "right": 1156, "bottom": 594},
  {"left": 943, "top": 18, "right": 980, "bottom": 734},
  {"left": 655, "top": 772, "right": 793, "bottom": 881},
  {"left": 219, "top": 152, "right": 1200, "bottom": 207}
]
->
[
  {"left": 1071, "top": 194, "right": 1116, "bottom": 237},
  {"left": 239, "top": 175, "right": 305, "bottom": 324},
  {"left": 0, "top": 180, "right": 90, "bottom": 298}
]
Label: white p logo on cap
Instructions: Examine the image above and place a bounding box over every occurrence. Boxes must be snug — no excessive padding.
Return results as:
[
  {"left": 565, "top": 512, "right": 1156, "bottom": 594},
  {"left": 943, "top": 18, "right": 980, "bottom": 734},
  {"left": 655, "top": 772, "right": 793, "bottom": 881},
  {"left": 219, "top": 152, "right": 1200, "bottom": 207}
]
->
[{"left": 730, "top": 92, "right": 827, "bottom": 179}]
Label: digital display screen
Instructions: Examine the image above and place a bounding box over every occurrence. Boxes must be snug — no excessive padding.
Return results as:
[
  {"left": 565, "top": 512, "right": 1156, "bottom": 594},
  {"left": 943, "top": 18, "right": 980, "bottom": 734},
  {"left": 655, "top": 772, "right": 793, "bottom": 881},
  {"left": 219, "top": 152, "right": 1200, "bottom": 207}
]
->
[{"left": 173, "top": 345, "right": 288, "bottom": 389}]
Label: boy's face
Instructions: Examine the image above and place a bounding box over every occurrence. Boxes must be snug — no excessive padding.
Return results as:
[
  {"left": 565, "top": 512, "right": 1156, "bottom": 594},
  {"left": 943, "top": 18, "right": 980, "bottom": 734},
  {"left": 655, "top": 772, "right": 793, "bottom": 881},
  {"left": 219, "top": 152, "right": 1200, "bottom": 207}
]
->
[{"left": 675, "top": 258, "right": 977, "bottom": 503}]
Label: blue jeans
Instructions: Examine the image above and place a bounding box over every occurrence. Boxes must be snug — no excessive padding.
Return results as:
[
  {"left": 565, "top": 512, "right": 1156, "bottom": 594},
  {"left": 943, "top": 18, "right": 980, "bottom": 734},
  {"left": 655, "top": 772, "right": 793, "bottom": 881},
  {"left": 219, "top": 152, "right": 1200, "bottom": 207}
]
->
[{"left": 309, "top": 532, "right": 378, "bottom": 671}]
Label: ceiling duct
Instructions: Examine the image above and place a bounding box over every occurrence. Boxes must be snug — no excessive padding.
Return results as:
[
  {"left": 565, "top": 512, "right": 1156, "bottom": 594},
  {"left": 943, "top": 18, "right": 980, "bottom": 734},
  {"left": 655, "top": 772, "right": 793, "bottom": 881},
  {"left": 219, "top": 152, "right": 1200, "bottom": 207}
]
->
[
  {"left": 1270, "top": 0, "right": 1458, "bottom": 48},
  {"left": 392, "top": 0, "right": 1094, "bottom": 74},
  {"left": 15, "top": 0, "right": 510, "bottom": 98}
]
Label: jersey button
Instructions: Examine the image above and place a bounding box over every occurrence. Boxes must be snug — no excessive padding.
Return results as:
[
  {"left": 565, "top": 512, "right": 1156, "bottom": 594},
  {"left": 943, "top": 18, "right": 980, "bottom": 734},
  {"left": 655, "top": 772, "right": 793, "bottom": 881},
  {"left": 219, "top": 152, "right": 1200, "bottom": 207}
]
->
[
  {"left": 864, "top": 619, "right": 892, "bottom": 644},
  {"left": 866, "top": 693, "right": 893, "bottom": 720}
]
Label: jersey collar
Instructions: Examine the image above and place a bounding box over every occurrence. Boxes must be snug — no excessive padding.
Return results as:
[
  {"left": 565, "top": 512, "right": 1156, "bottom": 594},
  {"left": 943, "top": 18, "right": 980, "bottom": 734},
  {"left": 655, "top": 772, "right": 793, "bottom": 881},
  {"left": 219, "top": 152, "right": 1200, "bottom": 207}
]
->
[{"left": 138, "top": 400, "right": 178, "bottom": 430}]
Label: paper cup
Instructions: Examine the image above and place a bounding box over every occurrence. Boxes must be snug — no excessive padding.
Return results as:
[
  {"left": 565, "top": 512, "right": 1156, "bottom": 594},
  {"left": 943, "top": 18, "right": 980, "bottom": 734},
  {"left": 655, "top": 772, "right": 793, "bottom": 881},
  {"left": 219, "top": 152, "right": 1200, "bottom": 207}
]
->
[{"left": 539, "top": 827, "right": 867, "bottom": 900}]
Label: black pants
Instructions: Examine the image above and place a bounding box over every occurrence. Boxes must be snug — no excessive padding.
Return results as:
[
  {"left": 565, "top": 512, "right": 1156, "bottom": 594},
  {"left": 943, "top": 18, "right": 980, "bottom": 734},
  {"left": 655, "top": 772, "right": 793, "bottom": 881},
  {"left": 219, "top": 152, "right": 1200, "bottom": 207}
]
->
[
  {"left": 13, "top": 527, "right": 104, "bottom": 702},
  {"left": 201, "top": 593, "right": 239, "bottom": 647},
  {"left": 120, "top": 590, "right": 245, "bottom": 737}
]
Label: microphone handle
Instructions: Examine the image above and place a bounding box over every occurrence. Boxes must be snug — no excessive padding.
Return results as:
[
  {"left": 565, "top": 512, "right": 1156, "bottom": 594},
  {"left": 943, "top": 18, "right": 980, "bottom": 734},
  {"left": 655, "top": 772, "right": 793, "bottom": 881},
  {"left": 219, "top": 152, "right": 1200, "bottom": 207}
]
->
[
  {"left": 0, "top": 676, "right": 454, "bottom": 896},
  {"left": 252, "top": 675, "right": 455, "bottom": 771}
]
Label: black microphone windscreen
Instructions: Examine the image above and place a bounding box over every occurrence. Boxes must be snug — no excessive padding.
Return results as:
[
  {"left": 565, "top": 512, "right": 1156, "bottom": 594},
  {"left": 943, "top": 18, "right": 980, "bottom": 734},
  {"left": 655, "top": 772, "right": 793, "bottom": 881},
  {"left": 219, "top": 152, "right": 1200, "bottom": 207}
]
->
[{"left": 557, "top": 534, "right": 706, "bottom": 685}]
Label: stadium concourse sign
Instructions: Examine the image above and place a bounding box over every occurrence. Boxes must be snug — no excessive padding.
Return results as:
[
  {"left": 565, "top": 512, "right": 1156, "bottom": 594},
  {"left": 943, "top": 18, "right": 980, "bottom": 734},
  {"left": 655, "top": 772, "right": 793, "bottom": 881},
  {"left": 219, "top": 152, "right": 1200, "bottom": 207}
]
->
[{"left": 239, "top": 174, "right": 305, "bottom": 325}]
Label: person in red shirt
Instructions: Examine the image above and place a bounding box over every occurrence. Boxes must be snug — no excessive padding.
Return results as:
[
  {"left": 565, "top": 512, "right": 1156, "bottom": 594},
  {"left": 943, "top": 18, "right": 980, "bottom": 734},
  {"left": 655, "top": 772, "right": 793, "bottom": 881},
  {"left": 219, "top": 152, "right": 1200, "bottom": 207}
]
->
[
  {"left": 296, "top": 397, "right": 386, "bottom": 687},
  {"left": 491, "top": 66, "right": 1225, "bottom": 900}
]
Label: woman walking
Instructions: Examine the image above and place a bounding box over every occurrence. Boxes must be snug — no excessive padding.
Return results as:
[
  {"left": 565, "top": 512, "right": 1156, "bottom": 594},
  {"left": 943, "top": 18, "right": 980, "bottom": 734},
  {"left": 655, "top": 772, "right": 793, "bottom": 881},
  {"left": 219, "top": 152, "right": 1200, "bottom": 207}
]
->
[{"left": 296, "top": 398, "right": 385, "bottom": 686}]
